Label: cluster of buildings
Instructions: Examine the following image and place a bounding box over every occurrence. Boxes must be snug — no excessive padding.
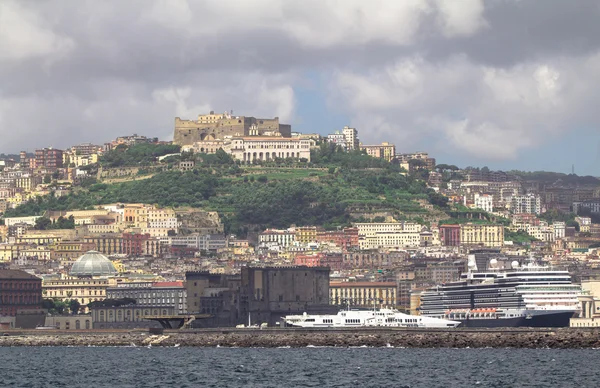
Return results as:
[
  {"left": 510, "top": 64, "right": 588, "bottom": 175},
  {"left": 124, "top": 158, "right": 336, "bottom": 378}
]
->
[
  {"left": 3, "top": 110, "right": 600, "bottom": 330},
  {"left": 0, "top": 135, "right": 165, "bottom": 211},
  {"left": 174, "top": 111, "right": 438, "bottom": 169},
  {"left": 0, "top": 204, "right": 227, "bottom": 263}
]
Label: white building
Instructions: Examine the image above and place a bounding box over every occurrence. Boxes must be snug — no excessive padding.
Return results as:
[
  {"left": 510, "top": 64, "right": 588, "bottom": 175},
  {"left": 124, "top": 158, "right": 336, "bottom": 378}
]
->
[
  {"left": 553, "top": 221, "right": 566, "bottom": 239},
  {"left": 473, "top": 193, "right": 493, "bottom": 213},
  {"left": 342, "top": 126, "right": 359, "bottom": 150},
  {"left": 354, "top": 222, "right": 422, "bottom": 249},
  {"left": 526, "top": 222, "right": 554, "bottom": 242},
  {"left": 510, "top": 194, "right": 541, "bottom": 214},
  {"left": 326, "top": 132, "right": 347, "bottom": 149},
  {"left": 573, "top": 200, "right": 600, "bottom": 215},
  {"left": 259, "top": 229, "right": 296, "bottom": 247},
  {"left": 3, "top": 216, "right": 41, "bottom": 227},
  {"left": 160, "top": 235, "right": 201, "bottom": 248},
  {"left": 227, "top": 137, "right": 315, "bottom": 162}
]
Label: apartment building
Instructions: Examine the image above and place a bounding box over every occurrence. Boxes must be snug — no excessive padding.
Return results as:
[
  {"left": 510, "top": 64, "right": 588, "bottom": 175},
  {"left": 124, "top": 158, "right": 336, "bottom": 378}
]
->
[
  {"left": 473, "top": 193, "right": 493, "bottom": 213},
  {"left": 360, "top": 142, "right": 396, "bottom": 162},
  {"left": 259, "top": 228, "right": 296, "bottom": 247},
  {"left": 460, "top": 224, "right": 504, "bottom": 247},
  {"left": 510, "top": 194, "right": 541, "bottom": 214},
  {"left": 35, "top": 148, "right": 63, "bottom": 169},
  {"left": 342, "top": 126, "right": 359, "bottom": 150},
  {"left": 355, "top": 222, "right": 422, "bottom": 249}
]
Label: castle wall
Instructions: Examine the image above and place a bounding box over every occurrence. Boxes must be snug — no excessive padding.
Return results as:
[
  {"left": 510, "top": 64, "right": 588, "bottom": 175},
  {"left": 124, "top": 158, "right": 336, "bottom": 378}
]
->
[{"left": 174, "top": 115, "right": 292, "bottom": 146}]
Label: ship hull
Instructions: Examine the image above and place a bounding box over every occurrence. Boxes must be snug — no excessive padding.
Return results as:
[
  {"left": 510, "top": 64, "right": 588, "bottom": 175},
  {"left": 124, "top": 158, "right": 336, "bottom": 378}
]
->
[{"left": 456, "top": 311, "right": 575, "bottom": 328}]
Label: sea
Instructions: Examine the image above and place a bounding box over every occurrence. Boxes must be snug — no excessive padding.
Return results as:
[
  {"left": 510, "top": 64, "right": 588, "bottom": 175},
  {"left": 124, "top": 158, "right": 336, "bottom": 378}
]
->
[{"left": 1, "top": 347, "right": 598, "bottom": 387}]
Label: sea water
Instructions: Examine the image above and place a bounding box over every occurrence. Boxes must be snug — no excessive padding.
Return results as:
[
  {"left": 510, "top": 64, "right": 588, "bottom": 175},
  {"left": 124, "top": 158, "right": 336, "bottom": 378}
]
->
[{"left": 0, "top": 347, "right": 597, "bottom": 387}]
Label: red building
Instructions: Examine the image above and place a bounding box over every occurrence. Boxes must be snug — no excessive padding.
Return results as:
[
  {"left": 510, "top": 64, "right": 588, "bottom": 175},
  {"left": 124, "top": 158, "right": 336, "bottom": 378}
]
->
[
  {"left": 439, "top": 225, "right": 461, "bottom": 246},
  {"left": 0, "top": 270, "right": 42, "bottom": 316},
  {"left": 122, "top": 233, "right": 161, "bottom": 257},
  {"left": 319, "top": 253, "right": 344, "bottom": 271},
  {"left": 169, "top": 245, "right": 198, "bottom": 258},
  {"left": 35, "top": 148, "right": 63, "bottom": 169},
  {"left": 293, "top": 254, "right": 322, "bottom": 267},
  {"left": 315, "top": 227, "right": 359, "bottom": 250}
]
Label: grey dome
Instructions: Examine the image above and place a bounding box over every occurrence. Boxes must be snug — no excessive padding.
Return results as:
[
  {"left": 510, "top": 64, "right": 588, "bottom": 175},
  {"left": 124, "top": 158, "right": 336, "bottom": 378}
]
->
[{"left": 70, "top": 251, "right": 118, "bottom": 277}]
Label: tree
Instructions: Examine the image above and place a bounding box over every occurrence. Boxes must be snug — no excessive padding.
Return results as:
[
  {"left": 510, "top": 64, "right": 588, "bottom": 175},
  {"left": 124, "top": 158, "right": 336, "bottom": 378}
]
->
[
  {"left": 427, "top": 191, "right": 449, "bottom": 208},
  {"left": 42, "top": 298, "right": 69, "bottom": 315},
  {"left": 34, "top": 217, "right": 52, "bottom": 230},
  {"left": 69, "top": 299, "right": 81, "bottom": 315}
]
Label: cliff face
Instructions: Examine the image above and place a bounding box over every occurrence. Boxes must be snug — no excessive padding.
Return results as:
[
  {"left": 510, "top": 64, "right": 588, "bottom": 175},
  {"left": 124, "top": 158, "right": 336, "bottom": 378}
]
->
[{"left": 176, "top": 210, "right": 223, "bottom": 235}]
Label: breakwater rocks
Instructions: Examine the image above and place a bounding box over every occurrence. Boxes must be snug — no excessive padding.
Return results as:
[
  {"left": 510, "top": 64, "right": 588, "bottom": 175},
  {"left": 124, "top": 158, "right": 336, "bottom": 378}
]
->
[{"left": 1, "top": 328, "right": 600, "bottom": 348}]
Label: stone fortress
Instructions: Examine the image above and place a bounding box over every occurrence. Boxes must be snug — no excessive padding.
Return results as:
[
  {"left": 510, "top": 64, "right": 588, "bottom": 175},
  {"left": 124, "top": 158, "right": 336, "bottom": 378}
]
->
[{"left": 173, "top": 111, "right": 292, "bottom": 146}]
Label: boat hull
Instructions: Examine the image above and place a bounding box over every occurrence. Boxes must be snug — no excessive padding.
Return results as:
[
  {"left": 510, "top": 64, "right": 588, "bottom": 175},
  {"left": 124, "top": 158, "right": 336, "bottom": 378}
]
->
[{"left": 456, "top": 311, "right": 575, "bottom": 328}]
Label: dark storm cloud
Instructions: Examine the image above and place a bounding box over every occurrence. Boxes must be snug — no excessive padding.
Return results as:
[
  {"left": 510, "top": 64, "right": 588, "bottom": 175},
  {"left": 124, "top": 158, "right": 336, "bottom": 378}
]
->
[
  {"left": 0, "top": 0, "right": 599, "bottom": 168},
  {"left": 419, "top": 0, "right": 600, "bottom": 66}
]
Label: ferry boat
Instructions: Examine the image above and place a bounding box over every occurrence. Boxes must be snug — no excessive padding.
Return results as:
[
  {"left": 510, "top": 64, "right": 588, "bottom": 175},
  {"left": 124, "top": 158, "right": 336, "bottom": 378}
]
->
[
  {"left": 283, "top": 308, "right": 460, "bottom": 328},
  {"left": 419, "top": 259, "right": 581, "bottom": 328}
]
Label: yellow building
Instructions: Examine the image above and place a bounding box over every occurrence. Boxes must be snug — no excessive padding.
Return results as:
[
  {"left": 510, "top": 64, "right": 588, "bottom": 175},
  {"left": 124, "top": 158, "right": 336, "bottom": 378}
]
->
[
  {"left": 15, "top": 176, "right": 40, "bottom": 192},
  {"left": 86, "top": 224, "right": 122, "bottom": 234},
  {"left": 50, "top": 240, "right": 97, "bottom": 261},
  {"left": 355, "top": 222, "right": 422, "bottom": 249},
  {"left": 6, "top": 192, "right": 33, "bottom": 207},
  {"left": 83, "top": 234, "right": 124, "bottom": 255},
  {"left": 124, "top": 204, "right": 149, "bottom": 228},
  {"left": 19, "top": 245, "right": 52, "bottom": 261},
  {"left": 329, "top": 282, "right": 397, "bottom": 308},
  {"left": 17, "top": 229, "right": 79, "bottom": 245},
  {"left": 0, "top": 243, "right": 24, "bottom": 262},
  {"left": 63, "top": 152, "right": 99, "bottom": 168},
  {"left": 295, "top": 226, "right": 318, "bottom": 243},
  {"left": 360, "top": 142, "right": 396, "bottom": 162},
  {"left": 183, "top": 139, "right": 226, "bottom": 154},
  {"left": 43, "top": 276, "right": 115, "bottom": 306},
  {"left": 460, "top": 223, "right": 504, "bottom": 247},
  {"left": 571, "top": 281, "right": 600, "bottom": 328}
]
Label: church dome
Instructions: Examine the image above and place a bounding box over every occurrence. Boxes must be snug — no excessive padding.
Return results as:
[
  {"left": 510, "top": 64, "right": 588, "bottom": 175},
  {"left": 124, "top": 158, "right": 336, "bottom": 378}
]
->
[{"left": 70, "top": 251, "right": 118, "bottom": 277}]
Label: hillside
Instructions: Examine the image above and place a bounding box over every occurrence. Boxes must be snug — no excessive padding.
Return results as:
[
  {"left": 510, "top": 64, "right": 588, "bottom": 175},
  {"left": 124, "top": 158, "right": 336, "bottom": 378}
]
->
[
  {"left": 4, "top": 144, "right": 449, "bottom": 234},
  {"left": 508, "top": 170, "right": 600, "bottom": 185}
]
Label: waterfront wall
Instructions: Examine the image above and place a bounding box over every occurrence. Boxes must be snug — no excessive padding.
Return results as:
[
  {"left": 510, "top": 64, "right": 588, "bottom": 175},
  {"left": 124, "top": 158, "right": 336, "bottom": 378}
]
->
[{"left": 2, "top": 328, "right": 600, "bottom": 348}]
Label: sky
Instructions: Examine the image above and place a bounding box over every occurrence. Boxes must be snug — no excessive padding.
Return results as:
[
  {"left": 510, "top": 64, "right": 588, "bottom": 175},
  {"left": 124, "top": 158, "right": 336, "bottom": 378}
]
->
[{"left": 1, "top": 0, "right": 599, "bottom": 175}]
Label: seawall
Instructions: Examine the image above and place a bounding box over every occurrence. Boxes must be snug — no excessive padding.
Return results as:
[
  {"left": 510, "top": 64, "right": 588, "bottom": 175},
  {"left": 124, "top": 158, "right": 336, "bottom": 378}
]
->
[{"left": 2, "top": 328, "right": 600, "bottom": 348}]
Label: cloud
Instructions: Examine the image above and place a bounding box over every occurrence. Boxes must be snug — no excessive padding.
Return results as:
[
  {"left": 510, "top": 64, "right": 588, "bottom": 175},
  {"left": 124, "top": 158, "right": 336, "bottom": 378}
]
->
[
  {"left": 0, "top": 0, "right": 599, "bottom": 172},
  {"left": 434, "top": 0, "right": 487, "bottom": 38},
  {"left": 0, "top": 1, "right": 74, "bottom": 63},
  {"left": 332, "top": 54, "right": 600, "bottom": 160}
]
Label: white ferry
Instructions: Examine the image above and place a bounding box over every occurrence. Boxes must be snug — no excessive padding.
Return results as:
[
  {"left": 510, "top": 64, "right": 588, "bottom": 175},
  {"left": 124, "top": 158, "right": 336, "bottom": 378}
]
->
[{"left": 283, "top": 308, "right": 460, "bottom": 328}]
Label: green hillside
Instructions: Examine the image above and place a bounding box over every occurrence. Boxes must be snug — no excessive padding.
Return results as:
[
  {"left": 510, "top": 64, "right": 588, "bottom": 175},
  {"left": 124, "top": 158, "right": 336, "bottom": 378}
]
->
[{"left": 4, "top": 144, "right": 449, "bottom": 234}]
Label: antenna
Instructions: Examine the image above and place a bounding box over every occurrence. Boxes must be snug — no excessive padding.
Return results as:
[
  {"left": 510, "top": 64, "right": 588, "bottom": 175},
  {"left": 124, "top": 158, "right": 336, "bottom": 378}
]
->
[{"left": 572, "top": 164, "right": 575, "bottom": 174}]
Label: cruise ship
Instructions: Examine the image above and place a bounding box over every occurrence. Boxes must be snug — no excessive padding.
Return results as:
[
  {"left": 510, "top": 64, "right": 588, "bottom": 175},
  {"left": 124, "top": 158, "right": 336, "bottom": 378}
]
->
[
  {"left": 283, "top": 308, "right": 461, "bottom": 328},
  {"left": 418, "top": 258, "right": 581, "bottom": 328}
]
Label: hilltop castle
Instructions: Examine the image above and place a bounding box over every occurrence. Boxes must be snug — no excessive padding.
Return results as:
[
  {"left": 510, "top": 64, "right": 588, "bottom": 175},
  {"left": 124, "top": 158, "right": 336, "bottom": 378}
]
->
[{"left": 173, "top": 111, "right": 292, "bottom": 146}]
